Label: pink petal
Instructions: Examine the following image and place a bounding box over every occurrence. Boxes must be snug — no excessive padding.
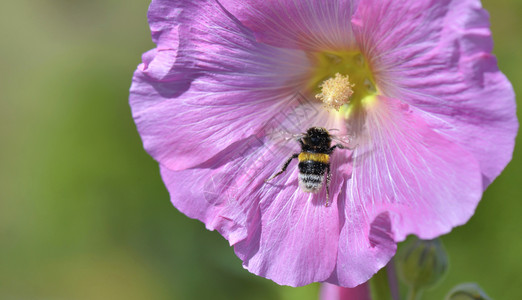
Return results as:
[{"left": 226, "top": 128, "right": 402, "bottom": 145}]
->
[
  {"left": 234, "top": 148, "right": 347, "bottom": 286},
  {"left": 352, "top": 0, "right": 452, "bottom": 64},
  {"left": 220, "top": 0, "right": 360, "bottom": 50},
  {"left": 352, "top": 0, "right": 518, "bottom": 187},
  {"left": 330, "top": 95, "right": 483, "bottom": 284},
  {"left": 130, "top": 0, "right": 310, "bottom": 171},
  {"left": 159, "top": 103, "right": 350, "bottom": 286}
]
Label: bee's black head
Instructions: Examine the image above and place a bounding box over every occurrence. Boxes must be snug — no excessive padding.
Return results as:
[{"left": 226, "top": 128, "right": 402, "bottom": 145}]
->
[{"left": 302, "top": 127, "right": 332, "bottom": 150}]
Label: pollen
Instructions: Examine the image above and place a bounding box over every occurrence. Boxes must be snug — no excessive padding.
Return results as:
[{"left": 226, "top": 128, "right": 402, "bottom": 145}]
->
[{"left": 315, "top": 73, "right": 354, "bottom": 111}]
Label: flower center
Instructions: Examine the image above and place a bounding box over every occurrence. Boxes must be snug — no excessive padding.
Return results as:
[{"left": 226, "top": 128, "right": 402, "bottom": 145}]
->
[
  {"left": 315, "top": 73, "right": 354, "bottom": 111},
  {"left": 308, "top": 51, "right": 377, "bottom": 111}
]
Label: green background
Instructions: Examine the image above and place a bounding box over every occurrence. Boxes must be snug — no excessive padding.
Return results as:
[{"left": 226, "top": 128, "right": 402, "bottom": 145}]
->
[{"left": 1, "top": 0, "right": 520, "bottom": 299}]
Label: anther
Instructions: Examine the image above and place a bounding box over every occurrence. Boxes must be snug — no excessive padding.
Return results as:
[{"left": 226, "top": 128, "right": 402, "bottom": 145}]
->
[{"left": 315, "top": 73, "right": 354, "bottom": 111}]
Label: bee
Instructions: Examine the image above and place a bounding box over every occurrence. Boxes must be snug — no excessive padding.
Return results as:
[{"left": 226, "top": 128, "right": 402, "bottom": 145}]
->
[{"left": 266, "top": 127, "right": 350, "bottom": 206}]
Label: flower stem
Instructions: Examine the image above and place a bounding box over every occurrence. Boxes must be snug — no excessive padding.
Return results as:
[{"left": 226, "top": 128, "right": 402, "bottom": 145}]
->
[
  {"left": 406, "top": 287, "right": 423, "bottom": 300},
  {"left": 369, "top": 265, "right": 392, "bottom": 300},
  {"left": 319, "top": 283, "right": 371, "bottom": 300},
  {"left": 386, "top": 260, "right": 400, "bottom": 300}
]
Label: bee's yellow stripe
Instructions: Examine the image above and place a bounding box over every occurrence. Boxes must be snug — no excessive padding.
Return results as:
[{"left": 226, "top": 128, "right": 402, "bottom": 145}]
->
[{"left": 298, "top": 152, "right": 330, "bottom": 164}]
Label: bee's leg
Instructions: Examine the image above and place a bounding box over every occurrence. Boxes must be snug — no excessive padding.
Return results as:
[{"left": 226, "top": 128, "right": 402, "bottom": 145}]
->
[
  {"left": 265, "top": 153, "right": 299, "bottom": 182},
  {"left": 325, "top": 164, "right": 332, "bottom": 207},
  {"left": 330, "top": 142, "right": 359, "bottom": 153},
  {"left": 329, "top": 144, "right": 345, "bottom": 153}
]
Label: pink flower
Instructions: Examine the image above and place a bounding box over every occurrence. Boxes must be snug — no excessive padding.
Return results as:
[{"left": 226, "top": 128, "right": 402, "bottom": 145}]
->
[{"left": 130, "top": 0, "right": 517, "bottom": 287}]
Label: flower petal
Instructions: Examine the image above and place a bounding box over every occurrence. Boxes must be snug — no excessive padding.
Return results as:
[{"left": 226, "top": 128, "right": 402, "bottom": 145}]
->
[
  {"left": 353, "top": 97, "right": 483, "bottom": 239},
  {"left": 332, "top": 96, "right": 482, "bottom": 286},
  {"left": 233, "top": 146, "right": 348, "bottom": 287},
  {"left": 353, "top": 0, "right": 518, "bottom": 187},
  {"left": 220, "top": 0, "right": 360, "bottom": 50},
  {"left": 233, "top": 183, "right": 341, "bottom": 286},
  {"left": 159, "top": 102, "right": 352, "bottom": 286},
  {"left": 352, "top": 0, "right": 452, "bottom": 64},
  {"left": 130, "top": 0, "right": 311, "bottom": 171}
]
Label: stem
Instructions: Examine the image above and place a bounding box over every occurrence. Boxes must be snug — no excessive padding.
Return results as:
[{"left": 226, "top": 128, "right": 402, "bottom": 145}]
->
[
  {"left": 319, "top": 283, "right": 371, "bottom": 300},
  {"left": 369, "top": 266, "right": 392, "bottom": 300},
  {"left": 386, "top": 261, "right": 400, "bottom": 300},
  {"left": 407, "top": 287, "right": 423, "bottom": 300}
]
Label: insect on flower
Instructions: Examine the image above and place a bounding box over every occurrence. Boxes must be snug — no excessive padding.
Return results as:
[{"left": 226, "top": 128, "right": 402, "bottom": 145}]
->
[
  {"left": 130, "top": 0, "right": 517, "bottom": 288},
  {"left": 266, "top": 127, "right": 353, "bottom": 207}
]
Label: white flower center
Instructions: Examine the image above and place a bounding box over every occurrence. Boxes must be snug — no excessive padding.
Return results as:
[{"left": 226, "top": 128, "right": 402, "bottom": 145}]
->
[{"left": 315, "top": 73, "right": 354, "bottom": 111}]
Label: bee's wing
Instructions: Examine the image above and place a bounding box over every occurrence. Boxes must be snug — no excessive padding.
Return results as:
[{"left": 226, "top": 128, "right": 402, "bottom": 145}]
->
[
  {"left": 197, "top": 131, "right": 301, "bottom": 205},
  {"left": 331, "top": 133, "right": 357, "bottom": 150},
  {"left": 269, "top": 129, "right": 304, "bottom": 143}
]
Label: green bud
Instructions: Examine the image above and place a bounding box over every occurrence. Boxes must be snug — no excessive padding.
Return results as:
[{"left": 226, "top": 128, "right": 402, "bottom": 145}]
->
[
  {"left": 396, "top": 237, "right": 448, "bottom": 290},
  {"left": 445, "top": 283, "right": 491, "bottom": 300}
]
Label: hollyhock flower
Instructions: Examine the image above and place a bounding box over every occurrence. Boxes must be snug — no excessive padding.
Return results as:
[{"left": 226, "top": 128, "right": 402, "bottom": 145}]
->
[{"left": 130, "top": 0, "right": 517, "bottom": 288}]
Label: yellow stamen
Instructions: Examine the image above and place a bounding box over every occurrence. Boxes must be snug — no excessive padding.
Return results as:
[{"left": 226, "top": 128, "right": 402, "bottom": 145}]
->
[{"left": 315, "top": 73, "right": 354, "bottom": 111}]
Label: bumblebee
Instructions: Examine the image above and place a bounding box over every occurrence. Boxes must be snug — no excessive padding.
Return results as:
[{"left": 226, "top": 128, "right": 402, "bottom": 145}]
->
[{"left": 266, "top": 127, "right": 348, "bottom": 206}]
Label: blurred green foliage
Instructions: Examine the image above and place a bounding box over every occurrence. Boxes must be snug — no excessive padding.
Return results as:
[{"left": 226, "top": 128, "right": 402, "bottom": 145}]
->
[{"left": 0, "top": 0, "right": 520, "bottom": 299}]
